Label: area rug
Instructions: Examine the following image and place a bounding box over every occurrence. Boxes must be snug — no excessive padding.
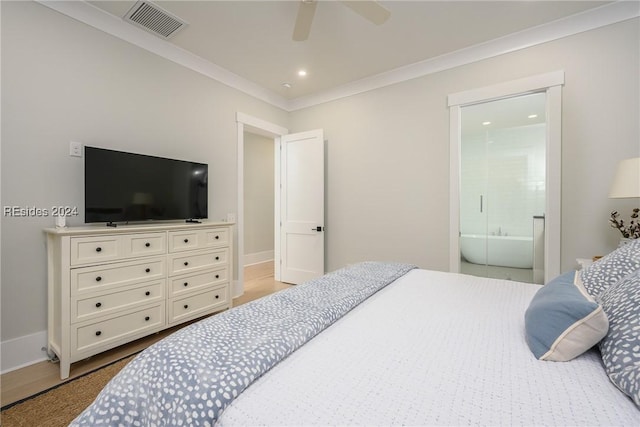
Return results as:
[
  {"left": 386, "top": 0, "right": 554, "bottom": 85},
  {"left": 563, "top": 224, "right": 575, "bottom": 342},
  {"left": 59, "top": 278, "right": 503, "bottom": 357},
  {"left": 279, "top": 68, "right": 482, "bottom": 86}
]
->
[{"left": 1, "top": 354, "right": 136, "bottom": 427}]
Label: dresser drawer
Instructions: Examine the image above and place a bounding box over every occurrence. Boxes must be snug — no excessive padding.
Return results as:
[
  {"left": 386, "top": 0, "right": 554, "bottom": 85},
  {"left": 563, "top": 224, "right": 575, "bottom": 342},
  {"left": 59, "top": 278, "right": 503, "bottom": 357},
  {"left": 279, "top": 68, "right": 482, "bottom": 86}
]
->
[
  {"left": 170, "top": 267, "right": 229, "bottom": 297},
  {"left": 168, "top": 286, "right": 229, "bottom": 324},
  {"left": 73, "top": 304, "right": 164, "bottom": 355},
  {"left": 200, "top": 228, "right": 230, "bottom": 249},
  {"left": 168, "top": 248, "right": 229, "bottom": 276},
  {"left": 168, "top": 228, "right": 230, "bottom": 253},
  {"left": 71, "top": 257, "right": 165, "bottom": 295},
  {"left": 70, "top": 235, "right": 121, "bottom": 266},
  {"left": 122, "top": 232, "right": 166, "bottom": 258},
  {"left": 72, "top": 280, "right": 165, "bottom": 323}
]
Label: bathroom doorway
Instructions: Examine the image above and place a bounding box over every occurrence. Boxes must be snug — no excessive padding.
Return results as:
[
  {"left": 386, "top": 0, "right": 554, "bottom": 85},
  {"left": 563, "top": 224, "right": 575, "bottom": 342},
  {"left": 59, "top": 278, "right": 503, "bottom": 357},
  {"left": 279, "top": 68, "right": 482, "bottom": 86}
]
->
[
  {"left": 448, "top": 71, "right": 564, "bottom": 284},
  {"left": 459, "top": 93, "right": 546, "bottom": 283}
]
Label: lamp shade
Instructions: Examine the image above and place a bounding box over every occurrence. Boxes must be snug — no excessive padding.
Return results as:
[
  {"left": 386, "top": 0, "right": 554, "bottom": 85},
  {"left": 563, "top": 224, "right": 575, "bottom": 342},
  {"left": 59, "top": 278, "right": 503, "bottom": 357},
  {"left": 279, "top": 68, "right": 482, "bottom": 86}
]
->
[{"left": 609, "top": 157, "right": 640, "bottom": 198}]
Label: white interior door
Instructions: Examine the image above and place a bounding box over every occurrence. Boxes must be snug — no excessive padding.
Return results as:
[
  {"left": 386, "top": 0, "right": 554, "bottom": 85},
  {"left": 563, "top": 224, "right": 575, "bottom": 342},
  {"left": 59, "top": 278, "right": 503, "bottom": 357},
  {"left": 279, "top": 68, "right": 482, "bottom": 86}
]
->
[{"left": 280, "top": 129, "right": 325, "bottom": 284}]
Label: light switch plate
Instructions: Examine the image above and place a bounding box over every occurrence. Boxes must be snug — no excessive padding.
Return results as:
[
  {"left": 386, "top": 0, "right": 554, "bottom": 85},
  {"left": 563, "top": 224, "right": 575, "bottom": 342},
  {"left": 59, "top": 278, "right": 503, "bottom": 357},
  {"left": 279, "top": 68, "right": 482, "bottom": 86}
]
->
[{"left": 70, "top": 141, "right": 82, "bottom": 157}]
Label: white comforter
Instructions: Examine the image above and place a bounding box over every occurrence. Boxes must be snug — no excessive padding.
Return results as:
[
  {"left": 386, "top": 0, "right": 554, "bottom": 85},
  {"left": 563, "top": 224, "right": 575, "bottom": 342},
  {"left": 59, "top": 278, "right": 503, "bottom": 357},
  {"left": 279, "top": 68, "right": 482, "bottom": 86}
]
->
[{"left": 218, "top": 269, "right": 639, "bottom": 426}]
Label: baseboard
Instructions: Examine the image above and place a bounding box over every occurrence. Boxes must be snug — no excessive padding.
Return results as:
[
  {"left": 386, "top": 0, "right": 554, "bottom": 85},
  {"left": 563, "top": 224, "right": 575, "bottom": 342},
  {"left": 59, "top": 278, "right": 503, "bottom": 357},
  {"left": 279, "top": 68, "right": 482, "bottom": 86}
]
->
[
  {"left": 244, "top": 250, "right": 274, "bottom": 267},
  {"left": 231, "top": 279, "right": 242, "bottom": 299},
  {"left": 1, "top": 330, "right": 48, "bottom": 374}
]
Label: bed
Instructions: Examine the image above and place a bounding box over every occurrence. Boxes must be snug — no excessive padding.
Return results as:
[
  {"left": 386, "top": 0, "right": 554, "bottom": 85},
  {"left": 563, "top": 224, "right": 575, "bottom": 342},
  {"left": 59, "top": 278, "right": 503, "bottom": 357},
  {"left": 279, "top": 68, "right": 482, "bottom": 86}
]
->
[{"left": 71, "top": 243, "right": 640, "bottom": 426}]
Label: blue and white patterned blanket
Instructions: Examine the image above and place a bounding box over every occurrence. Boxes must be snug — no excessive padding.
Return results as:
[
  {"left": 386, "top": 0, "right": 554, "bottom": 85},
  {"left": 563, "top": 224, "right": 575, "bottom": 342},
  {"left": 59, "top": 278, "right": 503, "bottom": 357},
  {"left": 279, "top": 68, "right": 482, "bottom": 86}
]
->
[{"left": 70, "top": 261, "right": 416, "bottom": 426}]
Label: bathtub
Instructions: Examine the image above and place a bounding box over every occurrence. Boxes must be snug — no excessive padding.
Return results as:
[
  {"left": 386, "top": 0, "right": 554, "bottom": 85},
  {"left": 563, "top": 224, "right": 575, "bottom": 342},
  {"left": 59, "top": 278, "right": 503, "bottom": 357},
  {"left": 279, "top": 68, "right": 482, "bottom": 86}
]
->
[{"left": 460, "top": 234, "right": 533, "bottom": 269}]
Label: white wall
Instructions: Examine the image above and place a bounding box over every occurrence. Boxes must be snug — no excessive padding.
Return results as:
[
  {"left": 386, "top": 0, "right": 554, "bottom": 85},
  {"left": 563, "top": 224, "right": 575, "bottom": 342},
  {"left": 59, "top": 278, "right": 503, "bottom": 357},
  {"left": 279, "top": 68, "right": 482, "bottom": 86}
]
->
[
  {"left": 0, "top": 1, "right": 288, "bottom": 367},
  {"left": 289, "top": 18, "right": 640, "bottom": 274},
  {"left": 243, "top": 132, "right": 274, "bottom": 264}
]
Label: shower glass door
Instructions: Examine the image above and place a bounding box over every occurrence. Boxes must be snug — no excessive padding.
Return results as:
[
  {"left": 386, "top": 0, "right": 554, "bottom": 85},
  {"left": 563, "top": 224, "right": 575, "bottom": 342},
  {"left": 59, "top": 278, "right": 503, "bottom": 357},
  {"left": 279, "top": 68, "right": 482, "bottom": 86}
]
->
[{"left": 459, "top": 93, "right": 546, "bottom": 283}]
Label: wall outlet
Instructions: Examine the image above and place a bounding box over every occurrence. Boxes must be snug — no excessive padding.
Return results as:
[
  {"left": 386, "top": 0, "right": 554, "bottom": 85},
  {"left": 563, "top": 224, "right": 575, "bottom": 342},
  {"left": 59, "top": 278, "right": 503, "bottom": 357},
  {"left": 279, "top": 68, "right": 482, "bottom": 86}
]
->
[
  {"left": 226, "top": 213, "right": 236, "bottom": 223},
  {"left": 69, "top": 141, "right": 82, "bottom": 157}
]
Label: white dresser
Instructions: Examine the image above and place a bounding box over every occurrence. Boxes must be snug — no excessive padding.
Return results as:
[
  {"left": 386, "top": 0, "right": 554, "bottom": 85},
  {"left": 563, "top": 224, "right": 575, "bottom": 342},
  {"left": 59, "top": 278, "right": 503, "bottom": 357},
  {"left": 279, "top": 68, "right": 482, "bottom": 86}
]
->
[{"left": 44, "top": 221, "right": 234, "bottom": 379}]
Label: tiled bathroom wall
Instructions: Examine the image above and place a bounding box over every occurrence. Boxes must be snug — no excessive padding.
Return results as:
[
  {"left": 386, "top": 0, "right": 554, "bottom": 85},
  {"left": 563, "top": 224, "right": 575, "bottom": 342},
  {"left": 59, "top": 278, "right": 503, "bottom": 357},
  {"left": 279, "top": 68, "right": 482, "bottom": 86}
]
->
[{"left": 461, "top": 123, "right": 546, "bottom": 238}]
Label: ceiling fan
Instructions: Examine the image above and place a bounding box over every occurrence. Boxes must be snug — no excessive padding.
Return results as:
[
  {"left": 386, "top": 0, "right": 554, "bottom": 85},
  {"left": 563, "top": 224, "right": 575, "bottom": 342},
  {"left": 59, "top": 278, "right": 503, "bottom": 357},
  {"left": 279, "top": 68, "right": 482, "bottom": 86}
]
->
[{"left": 293, "top": 0, "right": 391, "bottom": 41}]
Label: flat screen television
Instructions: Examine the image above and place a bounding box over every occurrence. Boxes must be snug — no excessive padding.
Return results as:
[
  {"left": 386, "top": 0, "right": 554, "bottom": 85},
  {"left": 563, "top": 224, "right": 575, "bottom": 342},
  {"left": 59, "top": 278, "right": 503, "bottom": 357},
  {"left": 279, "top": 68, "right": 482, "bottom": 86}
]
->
[{"left": 85, "top": 147, "right": 208, "bottom": 224}]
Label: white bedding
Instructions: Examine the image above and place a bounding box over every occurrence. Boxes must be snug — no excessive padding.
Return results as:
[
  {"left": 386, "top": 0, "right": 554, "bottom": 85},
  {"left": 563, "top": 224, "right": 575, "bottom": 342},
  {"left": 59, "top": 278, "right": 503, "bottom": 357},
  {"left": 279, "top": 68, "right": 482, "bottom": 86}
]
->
[{"left": 217, "top": 269, "right": 640, "bottom": 426}]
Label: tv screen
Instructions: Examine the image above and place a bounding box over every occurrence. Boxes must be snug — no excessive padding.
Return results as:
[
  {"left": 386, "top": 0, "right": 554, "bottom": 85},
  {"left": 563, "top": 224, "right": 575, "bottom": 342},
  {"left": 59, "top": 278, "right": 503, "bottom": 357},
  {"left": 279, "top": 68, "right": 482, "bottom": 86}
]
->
[{"left": 85, "top": 147, "right": 208, "bottom": 224}]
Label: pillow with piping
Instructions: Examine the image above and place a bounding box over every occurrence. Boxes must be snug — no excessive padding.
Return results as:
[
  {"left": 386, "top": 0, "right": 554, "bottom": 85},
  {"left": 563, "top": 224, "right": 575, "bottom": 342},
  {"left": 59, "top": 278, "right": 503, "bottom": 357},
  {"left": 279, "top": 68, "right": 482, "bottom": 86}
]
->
[{"left": 525, "top": 271, "right": 609, "bottom": 362}]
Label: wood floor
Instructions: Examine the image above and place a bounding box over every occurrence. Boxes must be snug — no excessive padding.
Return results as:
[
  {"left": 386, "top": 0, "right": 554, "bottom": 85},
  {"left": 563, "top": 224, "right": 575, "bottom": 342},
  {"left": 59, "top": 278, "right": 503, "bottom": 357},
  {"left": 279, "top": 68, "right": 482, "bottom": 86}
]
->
[{"left": 0, "top": 261, "right": 291, "bottom": 408}]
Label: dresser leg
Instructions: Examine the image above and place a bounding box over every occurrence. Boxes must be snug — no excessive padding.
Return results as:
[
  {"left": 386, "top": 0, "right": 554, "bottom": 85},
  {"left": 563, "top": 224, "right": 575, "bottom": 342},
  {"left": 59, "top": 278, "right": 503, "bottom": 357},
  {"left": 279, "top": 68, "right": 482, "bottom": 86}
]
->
[{"left": 60, "top": 359, "right": 70, "bottom": 380}]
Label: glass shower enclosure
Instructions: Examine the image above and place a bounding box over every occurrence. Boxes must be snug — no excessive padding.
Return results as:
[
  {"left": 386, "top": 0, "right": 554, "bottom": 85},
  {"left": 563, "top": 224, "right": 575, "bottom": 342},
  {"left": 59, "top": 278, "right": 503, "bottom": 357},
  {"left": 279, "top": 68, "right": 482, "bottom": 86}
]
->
[{"left": 459, "top": 93, "right": 546, "bottom": 283}]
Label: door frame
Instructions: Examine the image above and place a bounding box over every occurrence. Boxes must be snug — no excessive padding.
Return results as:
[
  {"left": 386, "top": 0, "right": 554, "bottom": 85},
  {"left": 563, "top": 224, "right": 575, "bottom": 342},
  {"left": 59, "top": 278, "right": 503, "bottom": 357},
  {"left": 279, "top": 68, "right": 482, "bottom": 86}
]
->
[
  {"left": 447, "top": 71, "right": 564, "bottom": 283},
  {"left": 236, "top": 112, "right": 288, "bottom": 298}
]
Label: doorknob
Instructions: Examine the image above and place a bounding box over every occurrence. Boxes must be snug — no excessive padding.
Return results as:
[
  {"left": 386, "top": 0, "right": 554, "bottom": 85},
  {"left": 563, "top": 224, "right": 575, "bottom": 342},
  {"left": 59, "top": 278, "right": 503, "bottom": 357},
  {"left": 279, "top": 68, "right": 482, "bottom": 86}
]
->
[{"left": 312, "top": 226, "right": 323, "bottom": 232}]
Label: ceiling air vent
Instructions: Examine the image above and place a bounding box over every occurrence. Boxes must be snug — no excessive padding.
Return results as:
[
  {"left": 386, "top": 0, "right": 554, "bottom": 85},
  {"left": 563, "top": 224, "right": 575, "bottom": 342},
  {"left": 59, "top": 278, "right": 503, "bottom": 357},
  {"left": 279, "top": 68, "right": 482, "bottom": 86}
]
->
[{"left": 124, "top": 1, "right": 188, "bottom": 40}]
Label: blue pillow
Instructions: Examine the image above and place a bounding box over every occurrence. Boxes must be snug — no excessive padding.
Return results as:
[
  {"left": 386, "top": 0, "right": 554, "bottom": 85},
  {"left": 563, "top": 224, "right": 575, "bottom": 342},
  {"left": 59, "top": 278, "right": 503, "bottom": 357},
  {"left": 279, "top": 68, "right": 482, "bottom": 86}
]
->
[
  {"left": 597, "top": 268, "right": 640, "bottom": 407},
  {"left": 525, "top": 271, "right": 609, "bottom": 361}
]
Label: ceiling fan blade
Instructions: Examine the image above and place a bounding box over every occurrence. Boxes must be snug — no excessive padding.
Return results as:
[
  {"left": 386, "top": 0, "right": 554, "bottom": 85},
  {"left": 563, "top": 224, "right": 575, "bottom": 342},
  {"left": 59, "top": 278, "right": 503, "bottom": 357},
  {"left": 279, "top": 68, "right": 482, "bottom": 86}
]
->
[
  {"left": 292, "top": 0, "right": 318, "bottom": 41},
  {"left": 340, "top": 1, "right": 390, "bottom": 25}
]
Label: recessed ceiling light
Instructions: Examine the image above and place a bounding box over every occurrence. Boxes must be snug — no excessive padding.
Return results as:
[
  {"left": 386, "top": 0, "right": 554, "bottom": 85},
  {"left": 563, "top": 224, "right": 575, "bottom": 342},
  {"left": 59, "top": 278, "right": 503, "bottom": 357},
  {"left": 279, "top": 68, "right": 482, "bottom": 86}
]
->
[
  {"left": 298, "top": 70, "right": 307, "bottom": 77},
  {"left": 528, "top": 114, "right": 538, "bottom": 119},
  {"left": 482, "top": 121, "right": 491, "bottom": 126},
  {"left": 282, "top": 82, "right": 292, "bottom": 88}
]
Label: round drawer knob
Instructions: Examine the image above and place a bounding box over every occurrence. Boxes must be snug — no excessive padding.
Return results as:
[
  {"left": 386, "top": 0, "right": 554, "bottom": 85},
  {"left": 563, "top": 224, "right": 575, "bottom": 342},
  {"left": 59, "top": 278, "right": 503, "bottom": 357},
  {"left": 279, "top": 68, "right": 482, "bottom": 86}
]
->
[
  {"left": 215, "top": 274, "right": 220, "bottom": 279},
  {"left": 145, "top": 316, "right": 150, "bottom": 321},
  {"left": 95, "top": 331, "right": 102, "bottom": 336},
  {"left": 215, "top": 295, "right": 219, "bottom": 299},
  {"left": 145, "top": 268, "right": 151, "bottom": 273},
  {"left": 215, "top": 236, "right": 219, "bottom": 240},
  {"left": 95, "top": 302, "right": 102, "bottom": 308},
  {"left": 184, "top": 239, "right": 189, "bottom": 243},
  {"left": 95, "top": 247, "right": 102, "bottom": 252},
  {"left": 215, "top": 256, "right": 220, "bottom": 260},
  {"left": 95, "top": 276, "right": 102, "bottom": 282},
  {"left": 145, "top": 291, "right": 151, "bottom": 296},
  {"left": 145, "top": 242, "right": 150, "bottom": 247},
  {"left": 184, "top": 261, "right": 189, "bottom": 266},
  {"left": 183, "top": 282, "right": 188, "bottom": 287},
  {"left": 184, "top": 304, "right": 189, "bottom": 309}
]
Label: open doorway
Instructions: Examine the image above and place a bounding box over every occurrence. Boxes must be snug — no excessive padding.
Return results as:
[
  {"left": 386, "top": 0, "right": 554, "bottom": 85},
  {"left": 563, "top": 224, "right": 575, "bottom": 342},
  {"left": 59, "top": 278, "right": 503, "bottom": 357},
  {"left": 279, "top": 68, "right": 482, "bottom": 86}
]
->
[
  {"left": 236, "top": 113, "right": 325, "bottom": 297},
  {"left": 235, "top": 112, "right": 287, "bottom": 298},
  {"left": 243, "top": 131, "right": 275, "bottom": 267},
  {"left": 448, "top": 71, "right": 564, "bottom": 284},
  {"left": 459, "top": 93, "right": 546, "bottom": 284}
]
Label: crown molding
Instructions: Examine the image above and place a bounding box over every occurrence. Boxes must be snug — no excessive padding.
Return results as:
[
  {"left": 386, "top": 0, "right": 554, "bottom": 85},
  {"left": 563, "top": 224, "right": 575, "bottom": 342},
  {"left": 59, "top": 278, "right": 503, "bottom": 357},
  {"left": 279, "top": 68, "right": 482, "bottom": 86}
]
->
[
  {"left": 288, "top": 1, "right": 639, "bottom": 111},
  {"left": 37, "top": 1, "right": 639, "bottom": 113},
  {"left": 36, "top": 0, "right": 290, "bottom": 111}
]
